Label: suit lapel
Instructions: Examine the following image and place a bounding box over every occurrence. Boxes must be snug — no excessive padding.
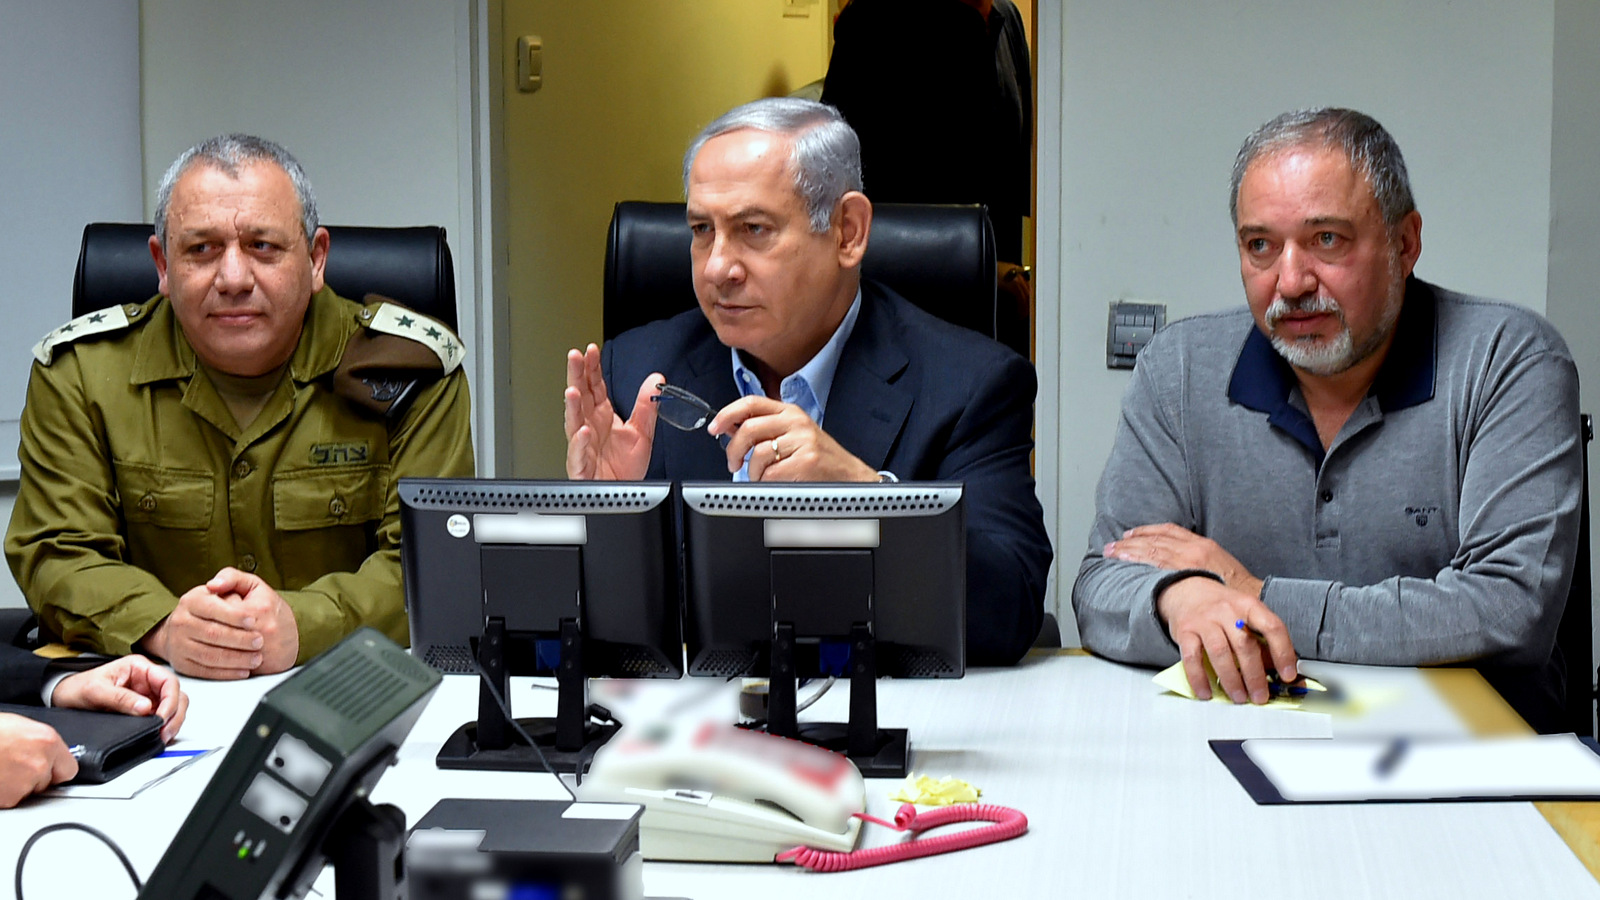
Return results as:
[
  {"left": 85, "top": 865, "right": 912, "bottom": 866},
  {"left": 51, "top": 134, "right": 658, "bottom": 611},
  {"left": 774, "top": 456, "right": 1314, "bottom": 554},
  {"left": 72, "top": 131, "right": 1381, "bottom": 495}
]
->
[
  {"left": 822, "top": 282, "right": 912, "bottom": 470},
  {"left": 679, "top": 326, "right": 740, "bottom": 408}
]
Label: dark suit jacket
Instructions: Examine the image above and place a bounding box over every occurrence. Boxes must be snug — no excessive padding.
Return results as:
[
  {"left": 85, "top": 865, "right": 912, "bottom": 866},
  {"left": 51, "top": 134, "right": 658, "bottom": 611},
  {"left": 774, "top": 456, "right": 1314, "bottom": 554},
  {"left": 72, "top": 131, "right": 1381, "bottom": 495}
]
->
[
  {"left": 601, "top": 279, "right": 1052, "bottom": 664},
  {"left": 0, "top": 644, "right": 53, "bottom": 705}
]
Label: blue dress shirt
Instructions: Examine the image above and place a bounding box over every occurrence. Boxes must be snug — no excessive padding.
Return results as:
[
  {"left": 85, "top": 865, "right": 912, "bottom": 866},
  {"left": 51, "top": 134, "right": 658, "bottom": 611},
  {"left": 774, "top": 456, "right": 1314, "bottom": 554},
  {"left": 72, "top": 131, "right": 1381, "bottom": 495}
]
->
[{"left": 730, "top": 290, "right": 863, "bottom": 481}]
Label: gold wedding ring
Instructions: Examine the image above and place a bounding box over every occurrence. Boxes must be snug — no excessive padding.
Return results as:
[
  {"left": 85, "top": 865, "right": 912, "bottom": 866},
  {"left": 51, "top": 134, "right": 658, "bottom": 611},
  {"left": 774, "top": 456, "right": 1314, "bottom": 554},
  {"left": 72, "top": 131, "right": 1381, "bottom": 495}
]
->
[{"left": 771, "top": 439, "right": 783, "bottom": 462}]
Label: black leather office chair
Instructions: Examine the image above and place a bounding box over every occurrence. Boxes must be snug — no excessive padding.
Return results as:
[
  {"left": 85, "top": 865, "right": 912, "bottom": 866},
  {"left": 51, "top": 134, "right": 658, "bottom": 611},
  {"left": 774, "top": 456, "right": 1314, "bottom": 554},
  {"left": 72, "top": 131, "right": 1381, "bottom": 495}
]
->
[
  {"left": 72, "top": 223, "right": 459, "bottom": 332},
  {"left": 602, "top": 201, "right": 1024, "bottom": 357},
  {"left": 1557, "top": 413, "right": 1595, "bottom": 737}
]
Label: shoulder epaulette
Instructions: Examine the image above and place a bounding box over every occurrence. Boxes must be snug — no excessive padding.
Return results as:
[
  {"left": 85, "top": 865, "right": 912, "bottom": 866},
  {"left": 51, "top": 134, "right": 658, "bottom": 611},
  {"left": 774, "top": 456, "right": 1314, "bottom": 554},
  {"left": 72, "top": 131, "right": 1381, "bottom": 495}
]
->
[
  {"left": 361, "top": 301, "right": 464, "bottom": 375},
  {"left": 32, "top": 304, "right": 141, "bottom": 365}
]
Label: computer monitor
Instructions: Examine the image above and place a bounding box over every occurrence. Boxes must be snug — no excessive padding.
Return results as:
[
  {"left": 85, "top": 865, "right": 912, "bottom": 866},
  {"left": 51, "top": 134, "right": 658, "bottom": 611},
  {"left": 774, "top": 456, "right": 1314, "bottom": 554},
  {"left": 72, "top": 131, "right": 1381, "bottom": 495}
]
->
[
  {"left": 400, "top": 478, "right": 682, "bottom": 774},
  {"left": 137, "top": 628, "right": 441, "bottom": 900},
  {"left": 680, "top": 481, "right": 966, "bottom": 777}
]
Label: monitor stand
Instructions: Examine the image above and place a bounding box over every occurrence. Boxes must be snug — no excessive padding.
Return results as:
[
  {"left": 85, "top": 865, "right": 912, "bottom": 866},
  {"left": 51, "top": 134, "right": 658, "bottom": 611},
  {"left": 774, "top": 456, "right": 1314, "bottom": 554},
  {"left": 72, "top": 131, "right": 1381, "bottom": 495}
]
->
[
  {"left": 758, "top": 622, "right": 909, "bottom": 778},
  {"left": 436, "top": 617, "right": 619, "bottom": 774},
  {"left": 321, "top": 797, "right": 407, "bottom": 900}
]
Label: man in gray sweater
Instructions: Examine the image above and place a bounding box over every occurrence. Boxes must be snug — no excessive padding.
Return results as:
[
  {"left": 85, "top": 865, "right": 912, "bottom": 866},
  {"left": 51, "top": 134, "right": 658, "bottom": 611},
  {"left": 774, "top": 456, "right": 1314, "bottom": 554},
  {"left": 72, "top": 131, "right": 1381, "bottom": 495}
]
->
[{"left": 1072, "top": 108, "right": 1582, "bottom": 732}]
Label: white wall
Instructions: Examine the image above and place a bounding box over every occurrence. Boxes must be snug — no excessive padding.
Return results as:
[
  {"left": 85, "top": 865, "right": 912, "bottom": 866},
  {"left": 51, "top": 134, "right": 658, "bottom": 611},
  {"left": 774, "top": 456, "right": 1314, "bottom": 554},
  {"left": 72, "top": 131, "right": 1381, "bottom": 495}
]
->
[
  {"left": 1547, "top": 0, "right": 1600, "bottom": 417},
  {"left": 0, "top": 1, "right": 144, "bottom": 608},
  {"left": 139, "top": 0, "right": 496, "bottom": 472},
  {"left": 1545, "top": 0, "right": 1600, "bottom": 661},
  {"left": 1041, "top": 1, "right": 1597, "bottom": 645}
]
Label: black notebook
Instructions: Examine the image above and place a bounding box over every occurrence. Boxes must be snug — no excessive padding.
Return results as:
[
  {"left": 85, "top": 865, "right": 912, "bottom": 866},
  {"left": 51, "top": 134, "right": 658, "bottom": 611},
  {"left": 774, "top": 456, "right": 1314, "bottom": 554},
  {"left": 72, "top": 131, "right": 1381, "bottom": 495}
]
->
[{"left": 0, "top": 703, "right": 164, "bottom": 784}]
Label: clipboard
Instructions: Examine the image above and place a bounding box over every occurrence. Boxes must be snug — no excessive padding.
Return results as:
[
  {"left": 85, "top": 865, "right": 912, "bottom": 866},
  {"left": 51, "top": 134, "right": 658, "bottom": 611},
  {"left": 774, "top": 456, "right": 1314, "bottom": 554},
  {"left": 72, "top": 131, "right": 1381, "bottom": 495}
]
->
[
  {"left": 1212, "top": 735, "right": 1600, "bottom": 804},
  {"left": 0, "top": 702, "right": 164, "bottom": 784}
]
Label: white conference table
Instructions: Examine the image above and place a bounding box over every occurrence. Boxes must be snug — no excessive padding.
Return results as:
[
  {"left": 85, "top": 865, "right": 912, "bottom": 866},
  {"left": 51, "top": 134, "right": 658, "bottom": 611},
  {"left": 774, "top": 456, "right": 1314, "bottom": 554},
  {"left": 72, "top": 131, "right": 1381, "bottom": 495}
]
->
[{"left": 4, "top": 650, "right": 1598, "bottom": 899}]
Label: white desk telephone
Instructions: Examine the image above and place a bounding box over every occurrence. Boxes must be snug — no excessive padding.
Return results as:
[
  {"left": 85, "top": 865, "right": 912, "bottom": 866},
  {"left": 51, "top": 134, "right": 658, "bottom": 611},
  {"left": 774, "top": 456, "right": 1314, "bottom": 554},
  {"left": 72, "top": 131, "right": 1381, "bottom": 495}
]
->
[{"left": 576, "top": 719, "right": 866, "bottom": 862}]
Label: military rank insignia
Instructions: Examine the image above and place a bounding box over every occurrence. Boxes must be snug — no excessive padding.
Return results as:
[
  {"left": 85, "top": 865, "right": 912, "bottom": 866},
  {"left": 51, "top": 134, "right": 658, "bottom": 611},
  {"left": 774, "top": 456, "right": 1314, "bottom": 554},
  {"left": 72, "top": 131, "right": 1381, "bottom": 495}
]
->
[
  {"left": 32, "top": 305, "right": 134, "bottom": 365},
  {"left": 366, "top": 303, "right": 464, "bottom": 374}
]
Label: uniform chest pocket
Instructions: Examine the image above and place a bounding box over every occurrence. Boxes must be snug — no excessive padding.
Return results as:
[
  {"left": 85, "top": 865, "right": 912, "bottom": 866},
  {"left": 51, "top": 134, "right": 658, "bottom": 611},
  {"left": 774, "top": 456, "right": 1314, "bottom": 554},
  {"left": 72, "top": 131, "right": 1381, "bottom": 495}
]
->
[
  {"left": 114, "top": 462, "right": 214, "bottom": 530},
  {"left": 273, "top": 466, "right": 388, "bottom": 531}
]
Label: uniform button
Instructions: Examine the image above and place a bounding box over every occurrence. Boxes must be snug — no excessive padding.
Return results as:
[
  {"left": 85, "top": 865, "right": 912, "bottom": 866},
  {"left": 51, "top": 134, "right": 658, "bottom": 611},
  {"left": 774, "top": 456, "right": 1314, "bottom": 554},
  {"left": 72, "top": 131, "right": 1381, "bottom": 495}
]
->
[
  {"left": 138, "top": 493, "right": 157, "bottom": 512},
  {"left": 241, "top": 553, "right": 258, "bottom": 572},
  {"left": 329, "top": 497, "right": 347, "bottom": 516},
  {"left": 233, "top": 460, "right": 252, "bottom": 479},
  {"left": 1319, "top": 489, "right": 1334, "bottom": 503}
]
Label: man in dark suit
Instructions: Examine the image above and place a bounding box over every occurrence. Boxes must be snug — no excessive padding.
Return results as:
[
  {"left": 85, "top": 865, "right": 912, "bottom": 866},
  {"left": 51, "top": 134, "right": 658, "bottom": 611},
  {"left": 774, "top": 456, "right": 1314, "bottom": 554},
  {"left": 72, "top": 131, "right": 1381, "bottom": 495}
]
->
[
  {"left": 0, "top": 646, "right": 187, "bottom": 807},
  {"left": 564, "top": 98, "right": 1051, "bottom": 664}
]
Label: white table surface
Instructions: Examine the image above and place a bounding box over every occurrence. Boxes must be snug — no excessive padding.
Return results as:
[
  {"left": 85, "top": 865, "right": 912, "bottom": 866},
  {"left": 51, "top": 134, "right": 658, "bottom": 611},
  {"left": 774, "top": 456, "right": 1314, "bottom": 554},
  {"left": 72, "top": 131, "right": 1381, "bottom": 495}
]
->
[{"left": 3, "top": 652, "right": 1596, "bottom": 899}]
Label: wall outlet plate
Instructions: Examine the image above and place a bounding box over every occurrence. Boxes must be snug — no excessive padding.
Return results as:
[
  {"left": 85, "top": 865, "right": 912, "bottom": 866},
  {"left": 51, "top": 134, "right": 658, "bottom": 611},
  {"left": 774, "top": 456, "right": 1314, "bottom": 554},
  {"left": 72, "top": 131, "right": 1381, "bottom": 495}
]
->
[{"left": 1107, "top": 301, "right": 1167, "bottom": 369}]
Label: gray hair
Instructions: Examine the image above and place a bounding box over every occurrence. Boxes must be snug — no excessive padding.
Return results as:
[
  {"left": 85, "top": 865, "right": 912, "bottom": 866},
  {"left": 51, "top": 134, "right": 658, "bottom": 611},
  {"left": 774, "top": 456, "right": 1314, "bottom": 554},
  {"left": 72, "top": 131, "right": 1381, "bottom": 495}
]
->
[
  {"left": 1229, "top": 108, "right": 1416, "bottom": 229},
  {"left": 153, "top": 134, "right": 319, "bottom": 250},
  {"left": 682, "top": 97, "right": 862, "bottom": 232}
]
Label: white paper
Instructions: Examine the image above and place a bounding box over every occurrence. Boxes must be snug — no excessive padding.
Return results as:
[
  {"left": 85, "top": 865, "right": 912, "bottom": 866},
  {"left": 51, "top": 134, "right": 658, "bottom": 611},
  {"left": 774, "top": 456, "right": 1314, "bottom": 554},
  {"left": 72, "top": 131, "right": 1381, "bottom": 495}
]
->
[{"left": 1241, "top": 735, "right": 1600, "bottom": 802}]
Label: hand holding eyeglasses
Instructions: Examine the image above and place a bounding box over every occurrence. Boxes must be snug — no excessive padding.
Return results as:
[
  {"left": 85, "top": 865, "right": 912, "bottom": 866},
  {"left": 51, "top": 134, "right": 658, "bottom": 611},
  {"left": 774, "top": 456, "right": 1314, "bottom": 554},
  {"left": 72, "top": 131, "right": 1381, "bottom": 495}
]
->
[
  {"left": 651, "top": 384, "right": 730, "bottom": 447},
  {"left": 563, "top": 343, "right": 662, "bottom": 480},
  {"left": 570, "top": 356, "right": 881, "bottom": 482},
  {"left": 708, "top": 394, "right": 880, "bottom": 482}
]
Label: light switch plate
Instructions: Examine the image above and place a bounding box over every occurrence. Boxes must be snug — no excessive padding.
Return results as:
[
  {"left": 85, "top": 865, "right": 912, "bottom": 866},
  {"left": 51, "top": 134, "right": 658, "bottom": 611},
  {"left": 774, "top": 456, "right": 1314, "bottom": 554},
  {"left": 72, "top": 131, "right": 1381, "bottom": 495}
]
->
[
  {"left": 516, "top": 34, "right": 542, "bottom": 93},
  {"left": 1107, "top": 301, "right": 1166, "bottom": 369}
]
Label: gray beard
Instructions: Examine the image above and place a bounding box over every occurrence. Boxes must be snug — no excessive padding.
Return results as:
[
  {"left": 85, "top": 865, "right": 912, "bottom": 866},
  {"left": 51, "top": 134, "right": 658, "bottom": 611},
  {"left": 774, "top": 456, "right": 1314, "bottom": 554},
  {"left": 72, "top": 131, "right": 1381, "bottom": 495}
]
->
[
  {"left": 1267, "top": 294, "right": 1356, "bottom": 375},
  {"left": 1266, "top": 273, "right": 1404, "bottom": 377}
]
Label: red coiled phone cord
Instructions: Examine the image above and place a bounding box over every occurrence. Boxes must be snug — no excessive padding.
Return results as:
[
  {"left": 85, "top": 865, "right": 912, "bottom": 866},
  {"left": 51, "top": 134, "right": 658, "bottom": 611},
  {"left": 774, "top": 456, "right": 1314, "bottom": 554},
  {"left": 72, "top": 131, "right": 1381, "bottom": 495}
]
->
[{"left": 776, "top": 802, "right": 1028, "bottom": 872}]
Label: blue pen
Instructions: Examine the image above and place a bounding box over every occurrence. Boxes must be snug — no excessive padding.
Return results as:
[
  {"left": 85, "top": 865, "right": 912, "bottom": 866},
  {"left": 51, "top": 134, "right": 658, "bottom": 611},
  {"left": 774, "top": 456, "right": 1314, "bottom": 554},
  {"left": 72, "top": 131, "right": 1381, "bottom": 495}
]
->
[
  {"left": 159, "top": 749, "right": 211, "bottom": 758},
  {"left": 1234, "top": 619, "right": 1266, "bottom": 645},
  {"left": 1238, "top": 619, "right": 1311, "bottom": 696},
  {"left": 1267, "top": 678, "right": 1310, "bottom": 698},
  {"left": 1374, "top": 738, "right": 1409, "bottom": 777}
]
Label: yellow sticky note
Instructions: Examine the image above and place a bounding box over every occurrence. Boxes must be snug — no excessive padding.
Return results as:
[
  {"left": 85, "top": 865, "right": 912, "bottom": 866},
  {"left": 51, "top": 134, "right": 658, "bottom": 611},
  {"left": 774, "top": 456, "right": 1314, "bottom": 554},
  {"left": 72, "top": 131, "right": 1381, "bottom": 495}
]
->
[
  {"left": 888, "top": 772, "right": 981, "bottom": 806},
  {"left": 1152, "top": 660, "right": 1327, "bottom": 709}
]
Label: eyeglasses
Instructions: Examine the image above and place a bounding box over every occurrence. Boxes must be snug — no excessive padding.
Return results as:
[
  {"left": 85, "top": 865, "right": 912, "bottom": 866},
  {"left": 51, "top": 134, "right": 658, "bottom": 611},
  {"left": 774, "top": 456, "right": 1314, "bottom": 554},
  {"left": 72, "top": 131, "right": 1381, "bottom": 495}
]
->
[{"left": 651, "top": 383, "right": 731, "bottom": 446}]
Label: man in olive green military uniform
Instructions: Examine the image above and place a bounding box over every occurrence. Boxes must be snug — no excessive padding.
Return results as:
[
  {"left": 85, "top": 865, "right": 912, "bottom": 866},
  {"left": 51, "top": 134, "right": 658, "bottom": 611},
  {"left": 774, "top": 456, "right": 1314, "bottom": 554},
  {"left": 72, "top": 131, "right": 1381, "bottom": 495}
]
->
[{"left": 4, "top": 134, "right": 474, "bottom": 679}]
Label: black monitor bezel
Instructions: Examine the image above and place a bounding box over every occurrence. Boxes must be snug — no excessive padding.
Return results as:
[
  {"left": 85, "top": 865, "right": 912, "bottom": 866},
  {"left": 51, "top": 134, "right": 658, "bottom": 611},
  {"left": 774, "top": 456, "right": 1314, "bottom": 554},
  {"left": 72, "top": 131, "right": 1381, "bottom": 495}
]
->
[
  {"left": 679, "top": 481, "right": 966, "bottom": 681},
  {"left": 399, "top": 478, "right": 684, "bottom": 680}
]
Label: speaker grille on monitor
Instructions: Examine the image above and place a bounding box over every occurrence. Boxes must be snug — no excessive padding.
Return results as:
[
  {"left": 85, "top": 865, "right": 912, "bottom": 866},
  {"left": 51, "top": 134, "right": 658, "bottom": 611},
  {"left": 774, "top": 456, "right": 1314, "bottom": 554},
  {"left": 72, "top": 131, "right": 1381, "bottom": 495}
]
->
[
  {"left": 684, "top": 485, "right": 960, "bottom": 517},
  {"left": 612, "top": 648, "right": 676, "bottom": 678},
  {"left": 422, "top": 643, "right": 478, "bottom": 675},
  {"left": 695, "top": 648, "right": 760, "bottom": 678},
  {"left": 885, "top": 647, "right": 960, "bottom": 678},
  {"left": 405, "top": 482, "right": 668, "bottom": 514}
]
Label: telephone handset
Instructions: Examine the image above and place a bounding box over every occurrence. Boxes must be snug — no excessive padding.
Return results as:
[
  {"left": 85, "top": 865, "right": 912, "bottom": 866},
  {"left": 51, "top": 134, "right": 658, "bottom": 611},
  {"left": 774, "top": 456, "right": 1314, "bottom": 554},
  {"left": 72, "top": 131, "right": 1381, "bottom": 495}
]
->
[{"left": 576, "top": 719, "right": 866, "bottom": 862}]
